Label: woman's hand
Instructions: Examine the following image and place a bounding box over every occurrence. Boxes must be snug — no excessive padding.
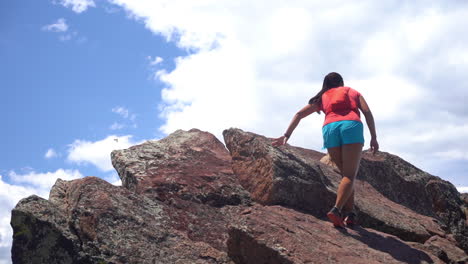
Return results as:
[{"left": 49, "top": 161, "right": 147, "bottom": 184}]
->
[
  {"left": 272, "top": 104, "right": 317, "bottom": 148},
  {"left": 370, "top": 138, "right": 379, "bottom": 154},
  {"left": 272, "top": 136, "right": 288, "bottom": 147}
]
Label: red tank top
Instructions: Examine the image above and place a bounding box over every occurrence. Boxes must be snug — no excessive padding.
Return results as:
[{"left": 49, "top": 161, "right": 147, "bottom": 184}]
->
[{"left": 320, "top": 86, "right": 361, "bottom": 126}]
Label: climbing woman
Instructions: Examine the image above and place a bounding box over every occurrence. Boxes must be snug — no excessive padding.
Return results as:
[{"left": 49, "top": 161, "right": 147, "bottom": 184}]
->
[{"left": 272, "top": 72, "right": 379, "bottom": 228}]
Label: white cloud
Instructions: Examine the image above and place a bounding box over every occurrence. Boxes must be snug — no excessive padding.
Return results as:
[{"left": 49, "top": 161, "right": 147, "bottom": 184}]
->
[
  {"left": 45, "top": 148, "right": 58, "bottom": 159},
  {"left": 113, "top": 179, "right": 122, "bottom": 186},
  {"left": 8, "top": 169, "right": 83, "bottom": 194},
  {"left": 56, "top": 0, "right": 96, "bottom": 13},
  {"left": 42, "top": 19, "right": 80, "bottom": 42},
  {"left": 148, "top": 56, "right": 163, "bottom": 66},
  {"left": 435, "top": 150, "right": 468, "bottom": 161},
  {"left": 110, "top": 122, "right": 125, "bottom": 130},
  {"left": 112, "top": 106, "right": 129, "bottom": 119},
  {"left": 0, "top": 175, "right": 38, "bottom": 261},
  {"left": 42, "top": 18, "right": 68, "bottom": 32},
  {"left": 106, "top": 1, "right": 468, "bottom": 188},
  {"left": 111, "top": 107, "right": 137, "bottom": 129},
  {"left": 457, "top": 187, "right": 468, "bottom": 193},
  {"left": 104, "top": 173, "right": 122, "bottom": 186},
  {"left": 67, "top": 135, "right": 140, "bottom": 171}
]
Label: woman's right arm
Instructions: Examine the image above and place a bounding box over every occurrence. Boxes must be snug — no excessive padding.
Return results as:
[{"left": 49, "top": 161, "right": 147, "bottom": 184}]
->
[
  {"left": 272, "top": 103, "right": 319, "bottom": 147},
  {"left": 358, "top": 95, "right": 379, "bottom": 154}
]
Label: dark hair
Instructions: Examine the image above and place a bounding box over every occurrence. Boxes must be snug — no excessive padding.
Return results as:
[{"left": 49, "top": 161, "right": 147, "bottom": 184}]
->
[{"left": 308, "top": 72, "right": 344, "bottom": 107}]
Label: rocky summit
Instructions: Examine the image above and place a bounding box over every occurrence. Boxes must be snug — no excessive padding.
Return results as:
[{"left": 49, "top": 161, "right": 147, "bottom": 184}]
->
[{"left": 10, "top": 128, "right": 468, "bottom": 264}]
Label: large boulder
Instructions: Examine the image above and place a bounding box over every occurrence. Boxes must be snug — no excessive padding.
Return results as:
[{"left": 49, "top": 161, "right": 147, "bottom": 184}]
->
[
  {"left": 322, "top": 155, "right": 446, "bottom": 242},
  {"left": 222, "top": 128, "right": 461, "bottom": 247},
  {"left": 11, "top": 177, "right": 233, "bottom": 264},
  {"left": 351, "top": 179, "right": 444, "bottom": 243},
  {"left": 223, "top": 128, "right": 334, "bottom": 215},
  {"left": 359, "top": 152, "right": 468, "bottom": 252},
  {"left": 422, "top": 236, "right": 468, "bottom": 263},
  {"left": 111, "top": 129, "right": 251, "bottom": 207},
  {"left": 111, "top": 129, "right": 252, "bottom": 250},
  {"left": 227, "top": 205, "right": 443, "bottom": 264}
]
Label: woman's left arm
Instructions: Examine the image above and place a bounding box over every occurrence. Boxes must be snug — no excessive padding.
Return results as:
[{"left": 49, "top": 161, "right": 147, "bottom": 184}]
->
[{"left": 272, "top": 103, "right": 320, "bottom": 146}]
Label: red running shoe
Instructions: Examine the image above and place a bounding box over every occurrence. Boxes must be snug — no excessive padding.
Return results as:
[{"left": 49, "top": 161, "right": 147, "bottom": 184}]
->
[{"left": 327, "top": 207, "right": 345, "bottom": 228}]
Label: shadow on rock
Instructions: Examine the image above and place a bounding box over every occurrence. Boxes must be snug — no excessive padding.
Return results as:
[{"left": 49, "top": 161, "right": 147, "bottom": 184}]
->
[{"left": 347, "top": 226, "right": 434, "bottom": 264}]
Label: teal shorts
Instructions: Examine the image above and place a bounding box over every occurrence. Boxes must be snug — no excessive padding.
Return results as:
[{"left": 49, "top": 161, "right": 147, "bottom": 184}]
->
[{"left": 322, "top": 120, "right": 364, "bottom": 149}]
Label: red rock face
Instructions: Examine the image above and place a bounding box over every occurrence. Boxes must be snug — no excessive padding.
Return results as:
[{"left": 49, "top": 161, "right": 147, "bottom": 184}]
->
[
  {"left": 359, "top": 151, "right": 468, "bottom": 251},
  {"left": 111, "top": 129, "right": 250, "bottom": 207},
  {"left": 223, "top": 128, "right": 336, "bottom": 215},
  {"left": 353, "top": 179, "right": 445, "bottom": 242},
  {"left": 227, "top": 205, "right": 443, "bottom": 264},
  {"left": 111, "top": 129, "right": 251, "bottom": 251},
  {"left": 11, "top": 177, "right": 233, "bottom": 264},
  {"left": 223, "top": 129, "right": 445, "bottom": 241},
  {"left": 10, "top": 128, "right": 468, "bottom": 263},
  {"left": 423, "top": 236, "right": 468, "bottom": 263},
  {"left": 320, "top": 155, "right": 445, "bottom": 242},
  {"left": 223, "top": 128, "right": 467, "bottom": 260}
]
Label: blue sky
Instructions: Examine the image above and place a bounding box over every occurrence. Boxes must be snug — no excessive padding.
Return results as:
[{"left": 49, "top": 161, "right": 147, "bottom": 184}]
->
[
  {"left": 1, "top": 2, "right": 186, "bottom": 261},
  {"left": 1, "top": 0, "right": 184, "bottom": 177},
  {"left": 1, "top": 1, "right": 468, "bottom": 263}
]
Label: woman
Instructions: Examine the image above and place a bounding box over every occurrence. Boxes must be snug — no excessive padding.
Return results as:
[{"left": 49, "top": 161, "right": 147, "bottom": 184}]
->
[{"left": 272, "top": 72, "right": 379, "bottom": 228}]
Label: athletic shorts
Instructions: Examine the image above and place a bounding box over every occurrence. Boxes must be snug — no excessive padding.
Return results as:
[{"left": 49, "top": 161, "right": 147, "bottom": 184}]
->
[{"left": 322, "top": 120, "right": 364, "bottom": 149}]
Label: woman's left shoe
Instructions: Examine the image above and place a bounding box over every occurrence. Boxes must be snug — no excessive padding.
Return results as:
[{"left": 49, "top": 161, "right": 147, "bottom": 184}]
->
[{"left": 327, "top": 207, "right": 345, "bottom": 228}]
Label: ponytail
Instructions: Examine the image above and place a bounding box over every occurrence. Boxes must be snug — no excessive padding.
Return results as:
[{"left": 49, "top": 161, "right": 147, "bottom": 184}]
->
[{"left": 308, "top": 72, "right": 344, "bottom": 113}]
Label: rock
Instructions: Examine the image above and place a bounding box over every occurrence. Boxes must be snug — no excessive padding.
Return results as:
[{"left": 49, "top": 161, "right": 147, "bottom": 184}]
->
[
  {"left": 461, "top": 193, "right": 468, "bottom": 206},
  {"left": 359, "top": 152, "right": 468, "bottom": 252},
  {"left": 159, "top": 195, "right": 246, "bottom": 251},
  {"left": 426, "top": 180, "right": 468, "bottom": 252},
  {"left": 223, "top": 128, "right": 334, "bottom": 215},
  {"left": 111, "top": 129, "right": 252, "bottom": 250},
  {"left": 321, "top": 154, "right": 445, "bottom": 242},
  {"left": 227, "top": 204, "right": 443, "bottom": 264},
  {"left": 424, "top": 236, "right": 468, "bottom": 264},
  {"left": 11, "top": 177, "right": 232, "bottom": 264},
  {"left": 11, "top": 195, "right": 83, "bottom": 264},
  {"left": 319, "top": 154, "right": 340, "bottom": 173},
  {"left": 111, "top": 129, "right": 251, "bottom": 207},
  {"left": 353, "top": 180, "right": 445, "bottom": 243},
  {"left": 461, "top": 193, "right": 468, "bottom": 225},
  {"left": 222, "top": 128, "right": 446, "bottom": 244},
  {"left": 11, "top": 128, "right": 468, "bottom": 263}
]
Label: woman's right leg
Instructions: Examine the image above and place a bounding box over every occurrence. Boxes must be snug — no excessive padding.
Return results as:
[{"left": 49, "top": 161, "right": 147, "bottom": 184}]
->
[
  {"left": 328, "top": 147, "right": 354, "bottom": 213},
  {"left": 343, "top": 189, "right": 354, "bottom": 213},
  {"left": 335, "top": 143, "right": 363, "bottom": 210},
  {"left": 326, "top": 146, "right": 346, "bottom": 226}
]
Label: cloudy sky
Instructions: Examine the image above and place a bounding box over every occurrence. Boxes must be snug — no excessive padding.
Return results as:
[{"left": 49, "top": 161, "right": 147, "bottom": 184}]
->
[{"left": 1, "top": 0, "right": 468, "bottom": 262}]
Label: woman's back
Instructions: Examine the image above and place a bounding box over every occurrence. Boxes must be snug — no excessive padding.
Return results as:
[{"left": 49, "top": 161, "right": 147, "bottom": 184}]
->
[{"left": 320, "top": 86, "right": 361, "bottom": 126}]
